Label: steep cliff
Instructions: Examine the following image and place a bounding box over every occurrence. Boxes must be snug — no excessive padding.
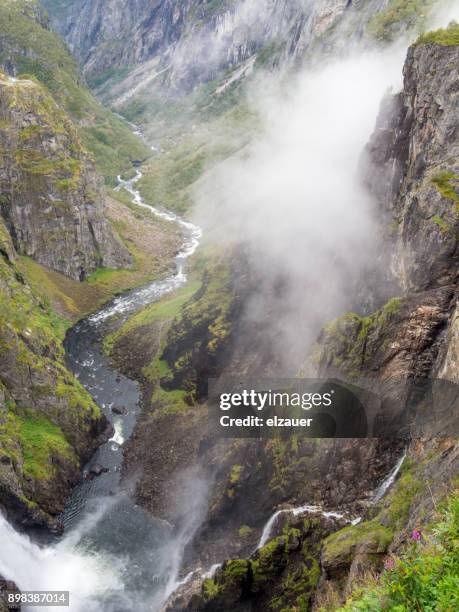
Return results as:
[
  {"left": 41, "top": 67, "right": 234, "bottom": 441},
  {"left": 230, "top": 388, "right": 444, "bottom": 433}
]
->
[
  {"left": 0, "top": 1, "right": 180, "bottom": 532},
  {"left": 43, "top": 0, "right": 431, "bottom": 110},
  {"left": 316, "top": 30, "right": 459, "bottom": 385},
  {"left": 0, "top": 0, "right": 150, "bottom": 183},
  {"left": 113, "top": 26, "right": 459, "bottom": 612},
  {"left": 302, "top": 26, "right": 459, "bottom": 609},
  {"left": 0, "top": 73, "right": 132, "bottom": 280},
  {"left": 0, "top": 217, "right": 110, "bottom": 530}
]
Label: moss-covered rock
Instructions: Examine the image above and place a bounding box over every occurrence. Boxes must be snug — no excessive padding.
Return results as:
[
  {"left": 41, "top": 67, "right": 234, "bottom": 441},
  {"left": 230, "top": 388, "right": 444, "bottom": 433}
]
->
[
  {"left": 322, "top": 521, "right": 394, "bottom": 575},
  {"left": 188, "top": 516, "right": 331, "bottom": 611},
  {"left": 160, "top": 259, "right": 238, "bottom": 401},
  {"left": 0, "top": 217, "right": 109, "bottom": 528},
  {"left": 0, "top": 73, "right": 131, "bottom": 280},
  {"left": 0, "top": 0, "right": 150, "bottom": 184},
  {"left": 203, "top": 559, "right": 251, "bottom": 608}
]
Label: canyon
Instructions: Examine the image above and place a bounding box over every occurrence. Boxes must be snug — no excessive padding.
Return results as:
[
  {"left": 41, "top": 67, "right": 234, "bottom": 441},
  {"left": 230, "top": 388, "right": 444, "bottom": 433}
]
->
[{"left": 0, "top": 1, "right": 458, "bottom": 611}]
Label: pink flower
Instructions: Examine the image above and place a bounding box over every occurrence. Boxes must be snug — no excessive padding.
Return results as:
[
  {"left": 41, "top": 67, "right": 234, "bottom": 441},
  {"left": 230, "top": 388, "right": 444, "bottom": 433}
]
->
[
  {"left": 411, "top": 528, "right": 421, "bottom": 541},
  {"left": 384, "top": 556, "right": 395, "bottom": 570}
]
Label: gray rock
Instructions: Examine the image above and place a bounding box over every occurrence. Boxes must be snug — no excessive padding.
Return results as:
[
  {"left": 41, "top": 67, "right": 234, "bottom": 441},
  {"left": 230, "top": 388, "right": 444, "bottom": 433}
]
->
[
  {"left": 112, "top": 405, "right": 127, "bottom": 415},
  {"left": 0, "top": 75, "right": 132, "bottom": 281},
  {"left": 89, "top": 464, "right": 109, "bottom": 477}
]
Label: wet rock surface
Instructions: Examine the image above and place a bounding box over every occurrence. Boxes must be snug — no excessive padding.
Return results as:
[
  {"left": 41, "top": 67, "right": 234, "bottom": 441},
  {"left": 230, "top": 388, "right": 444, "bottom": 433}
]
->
[
  {"left": 0, "top": 576, "right": 20, "bottom": 611},
  {"left": 118, "top": 39, "right": 459, "bottom": 610},
  {"left": 164, "top": 513, "right": 342, "bottom": 611}
]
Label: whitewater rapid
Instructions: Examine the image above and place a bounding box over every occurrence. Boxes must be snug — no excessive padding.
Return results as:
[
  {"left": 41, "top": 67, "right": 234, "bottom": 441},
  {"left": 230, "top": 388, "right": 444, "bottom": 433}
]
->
[
  {"left": 90, "top": 169, "right": 201, "bottom": 324},
  {"left": 0, "top": 165, "right": 203, "bottom": 612}
]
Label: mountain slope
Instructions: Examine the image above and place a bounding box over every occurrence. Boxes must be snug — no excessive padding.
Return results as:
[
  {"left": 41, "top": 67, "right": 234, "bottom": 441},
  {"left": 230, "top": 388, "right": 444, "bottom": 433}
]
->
[
  {"left": 0, "top": 217, "right": 109, "bottom": 530},
  {"left": 0, "top": 73, "right": 132, "bottom": 280},
  {"left": 108, "top": 25, "right": 459, "bottom": 611},
  {"left": 0, "top": 0, "right": 150, "bottom": 183},
  {"left": 43, "top": 0, "right": 440, "bottom": 112}
]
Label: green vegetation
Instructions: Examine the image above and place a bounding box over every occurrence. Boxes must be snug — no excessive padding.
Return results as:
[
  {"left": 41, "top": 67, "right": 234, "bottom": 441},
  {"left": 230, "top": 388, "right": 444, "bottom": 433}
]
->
[
  {"left": 238, "top": 525, "right": 253, "bottom": 539},
  {"left": 321, "top": 453, "right": 424, "bottom": 600},
  {"left": 229, "top": 464, "right": 243, "bottom": 485},
  {"left": 160, "top": 259, "right": 235, "bottom": 398},
  {"left": 323, "top": 521, "right": 394, "bottom": 569},
  {"left": 432, "top": 170, "right": 459, "bottom": 218},
  {"left": 137, "top": 101, "right": 255, "bottom": 216},
  {"left": 414, "top": 21, "right": 459, "bottom": 46},
  {"left": 367, "top": 0, "right": 435, "bottom": 42},
  {"left": 103, "top": 281, "right": 201, "bottom": 355},
  {"left": 337, "top": 494, "right": 459, "bottom": 611},
  {"left": 0, "top": 218, "right": 100, "bottom": 500},
  {"left": 431, "top": 214, "right": 450, "bottom": 232},
  {"left": 102, "top": 248, "right": 235, "bottom": 414},
  {"left": 203, "top": 559, "right": 250, "bottom": 603},
  {"left": 432, "top": 171, "right": 459, "bottom": 203},
  {"left": 255, "top": 40, "right": 285, "bottom": 68},
  {"left": 18, "top": 415, "right": 77, "bottom": 480},
  {"left": 0, "top": 0, "right": 149, "bottom": 182},
  {"left": 138, "top": 142, "right": 207, "bottom": 216},
  {"left": 203, "top": 521, "right": 323, "bottom": 610},
  {"left": 1, "top": 73, "right": 87, "bottom": 200},
  {"left": 313, "top": 297, "right": 403, "bottom": 379},
  {"left": 87, "top": 65, "right": 133, "bottom": 91},
  {"left": 148, "top": 386, "right": 189, "bottom": 415}
]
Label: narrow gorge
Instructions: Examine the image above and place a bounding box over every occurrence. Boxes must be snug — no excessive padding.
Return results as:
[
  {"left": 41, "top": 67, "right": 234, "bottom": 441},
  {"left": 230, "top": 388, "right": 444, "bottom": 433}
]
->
[{"left": 0, "top": 1, "right": 458, "bottom": 611}]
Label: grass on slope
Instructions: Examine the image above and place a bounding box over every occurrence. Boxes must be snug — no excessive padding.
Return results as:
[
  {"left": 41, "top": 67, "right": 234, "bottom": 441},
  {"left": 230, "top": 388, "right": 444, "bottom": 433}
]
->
[
  {"left": 415, "top": 21, "right": 459, "bottom": 46},
  {"left": 138, "top": 102, "right": 256, "bottom": 216},
  {"left": 334, "top": 491, "right": 459, "bottom": 611},
  {"left": 0, "top": 0, "right": 149, "bottom": 183},
  {"left": 103, "top": 280, "right": 201, "bottom": 355},
  {"left": 18, "top": 415, "right": 77, "bottom": 480},
  {"left": 19, "top": 190, "right": 182, "bottom": 321},
  {"left": 0, "top": 219, "right": 100, "bottom": 490}
]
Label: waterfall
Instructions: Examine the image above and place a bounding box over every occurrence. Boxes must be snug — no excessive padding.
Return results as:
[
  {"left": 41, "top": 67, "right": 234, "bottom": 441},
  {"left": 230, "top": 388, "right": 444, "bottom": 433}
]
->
[
  {"left": 257, "top": 509, "right": 286, "bottom": 549},
  {"left": 0, "top": 136, "right": 204, "bottom": 612},
  {"left": 256, "top": 504, "right": 360, "bottom": 550},
  {"left": 255, "top": 452, "right": 408, "bottom": 555},
  {"left": 0, "top": 503, "right": 127, "bottom": 612},
  {"left": 202, "top": 563, "right": 222, "bottom": 579},
  {"left": 373, "top": 451, "right": 407, "bottom": 503}
]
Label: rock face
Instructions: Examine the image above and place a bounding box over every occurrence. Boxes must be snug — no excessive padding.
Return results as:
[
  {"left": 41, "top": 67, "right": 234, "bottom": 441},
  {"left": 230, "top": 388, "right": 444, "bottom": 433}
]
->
[
  {"left": 117, "top": 34, "right": 459, "bottom": 611},
  {"left": 0, "top": 575, "right": 20, "bottom": 612},
  {"left": 364, "top": 41, "right": 459, "bottom": 296},
  {"left": 0, "top": 73, "right": 131, "bottom": 281},
  {"left": 305, "top": 35, "right": 459, "bottom": 608},
  {"left": 318, "top": 39, "right": 459, "bottom": 383},
  {"left": 43, "top": 0, "right": 385, "bottom": 101},
  {"left": 0, "top": 216, "right": 111, "bottom": 529},
  {"left": 0, "top": 0, "right": 151, "bottom": 185},
  {"left": 165, "top": 514, "right": 339, "bottom": 611}
]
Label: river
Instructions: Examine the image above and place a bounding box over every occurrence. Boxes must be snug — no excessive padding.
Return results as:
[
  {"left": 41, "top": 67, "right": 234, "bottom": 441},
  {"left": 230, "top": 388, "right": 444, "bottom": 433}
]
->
[{"left": 0, "top": 170, "right": 202, "bottom": 612}]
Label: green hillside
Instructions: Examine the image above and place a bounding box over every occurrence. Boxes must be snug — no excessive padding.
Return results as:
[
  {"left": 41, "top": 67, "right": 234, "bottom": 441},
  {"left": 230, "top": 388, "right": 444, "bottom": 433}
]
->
[{"left": 0, "top": 0, "right": 150, "bottom": 184}]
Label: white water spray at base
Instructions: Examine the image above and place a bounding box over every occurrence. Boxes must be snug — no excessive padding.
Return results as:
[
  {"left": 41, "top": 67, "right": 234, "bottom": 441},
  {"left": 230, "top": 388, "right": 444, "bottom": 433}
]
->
[{"left": 0, "top": 501, "right": 126, "bottom": 612}]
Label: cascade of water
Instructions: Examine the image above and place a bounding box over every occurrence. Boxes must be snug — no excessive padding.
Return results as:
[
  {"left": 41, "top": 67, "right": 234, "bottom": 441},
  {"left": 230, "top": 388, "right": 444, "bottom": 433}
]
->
[
  {"left": 373, "top": 451, "right": 407, "bottom": 503},
  {"left": 0, "top": 146, "right": 203, "bottom": 611},
  {"left": 256, "top": 504, "right": 360, "bottom": 550},
  {"left": 0, "top": 502, "right": 127, "bottom": 612}
]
